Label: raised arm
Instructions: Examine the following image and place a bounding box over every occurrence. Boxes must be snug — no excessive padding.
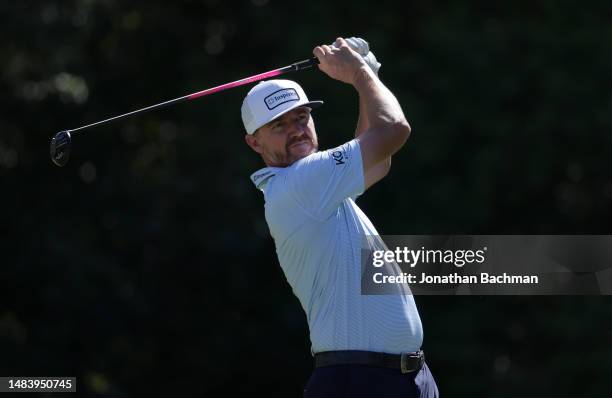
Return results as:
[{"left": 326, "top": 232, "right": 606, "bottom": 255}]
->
[
  {"left": 314, "top": 38, "right": 411, "bottom": 190},
  {"left": 355, "top": 89, "right": 393, "bottom": 188}
]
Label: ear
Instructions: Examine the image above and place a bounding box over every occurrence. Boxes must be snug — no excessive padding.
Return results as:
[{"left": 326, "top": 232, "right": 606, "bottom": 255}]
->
[{"left": 244, "top": 133, "right": 263, "bottom": 154}]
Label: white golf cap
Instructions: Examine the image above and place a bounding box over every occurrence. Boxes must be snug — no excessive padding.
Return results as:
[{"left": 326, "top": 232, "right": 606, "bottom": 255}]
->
[{"left": 241, "top": 79, "right": 323, "bottom": 135}]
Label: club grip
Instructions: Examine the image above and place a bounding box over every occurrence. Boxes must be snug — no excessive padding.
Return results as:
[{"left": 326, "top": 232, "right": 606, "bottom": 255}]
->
[{"left": 292, "top": 57, "right": 320, "bottom": 71}]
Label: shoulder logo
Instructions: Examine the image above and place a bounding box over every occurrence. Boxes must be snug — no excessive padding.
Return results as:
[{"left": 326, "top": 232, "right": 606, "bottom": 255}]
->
[
  {"left": 264, "top": 88, "right": 300, "bottom": 110},
  {"left": 331, "top": 150, "right": 345, "bottom": 165},
  {"left": 253, "top": 170, "right": 273, "bottom": 181}
]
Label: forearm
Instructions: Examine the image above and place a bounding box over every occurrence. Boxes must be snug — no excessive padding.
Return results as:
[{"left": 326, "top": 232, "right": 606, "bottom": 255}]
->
[
  {"left": 355, "top": 90, "right": 369, "bottom": 138},
  {"left": 355, "top": 75, "right": 392, "bottom": 182},
  {"left": 353, "top": 67, "right": 410, "bottom": 132}
]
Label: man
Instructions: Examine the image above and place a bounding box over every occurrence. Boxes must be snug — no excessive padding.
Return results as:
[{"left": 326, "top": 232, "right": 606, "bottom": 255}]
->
[{"left": 243, "top": 38, "right": 439, "bottom": 397}]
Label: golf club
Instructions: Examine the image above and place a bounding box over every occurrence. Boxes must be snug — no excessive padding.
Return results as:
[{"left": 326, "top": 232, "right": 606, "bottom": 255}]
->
[{"left": 50, "top": 56, "right": 320, "bottom": 167}]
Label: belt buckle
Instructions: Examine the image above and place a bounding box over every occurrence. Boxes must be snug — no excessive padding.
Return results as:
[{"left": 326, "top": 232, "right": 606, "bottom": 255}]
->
[{"left": 400, "top": 351, "right": 423, "bottom": 374}]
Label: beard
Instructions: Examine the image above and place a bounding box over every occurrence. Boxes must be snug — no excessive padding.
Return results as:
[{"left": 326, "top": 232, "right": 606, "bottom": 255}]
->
[
  {"left": 266, "top": 137, "right": 317, "bottom": 167},
  {"left": 285, "top": 135, "right": 317, "bottom": 164},
  {"left": 262, "top": 130, "right": 319, "bottom": 168}
]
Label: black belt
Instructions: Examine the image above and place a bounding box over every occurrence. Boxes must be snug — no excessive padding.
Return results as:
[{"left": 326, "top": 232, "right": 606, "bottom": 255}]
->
[{"left": 314, "top": 350, "right": 425, "bottom": 374}]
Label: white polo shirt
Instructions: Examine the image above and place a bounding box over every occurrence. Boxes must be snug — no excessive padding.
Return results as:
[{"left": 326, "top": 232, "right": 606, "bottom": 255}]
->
[{"left": 250, "top": 138, "right": 423, "bottom": 354}]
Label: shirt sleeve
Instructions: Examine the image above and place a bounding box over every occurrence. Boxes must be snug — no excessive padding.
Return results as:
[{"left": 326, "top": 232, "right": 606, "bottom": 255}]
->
[{"left": 285, "top": 138, "right": 365, "bottom": 220}]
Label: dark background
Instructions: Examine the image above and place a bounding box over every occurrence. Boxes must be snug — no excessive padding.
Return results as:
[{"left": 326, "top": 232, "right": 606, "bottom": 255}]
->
[{"left": 2, "top": 1, "right": 611, "bottom": 396}]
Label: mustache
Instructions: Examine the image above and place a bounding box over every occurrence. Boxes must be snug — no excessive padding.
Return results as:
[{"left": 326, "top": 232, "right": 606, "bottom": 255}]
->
[{"left": 286, "top": 135, "right": 312, "bottom": 149}]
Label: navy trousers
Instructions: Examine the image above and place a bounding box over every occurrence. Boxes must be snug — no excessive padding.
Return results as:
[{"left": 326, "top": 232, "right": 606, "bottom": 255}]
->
[{"left": 303, "top": 362, "right": 439, "bottom": 398}]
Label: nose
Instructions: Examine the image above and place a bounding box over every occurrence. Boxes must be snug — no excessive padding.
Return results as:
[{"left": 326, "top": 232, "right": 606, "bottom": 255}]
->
[
  {"left": 286, "top": 120, "right": 306, "bottom": 140},
  {"left": 288, "top": 123, "right": 304, "bottom": 137},
  {"left": 290, "top": 113, "right": 308, "bottom": 133}
]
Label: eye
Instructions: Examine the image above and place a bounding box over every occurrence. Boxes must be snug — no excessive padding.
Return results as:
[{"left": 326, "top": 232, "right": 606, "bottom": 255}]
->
[{"left": 271, "top": 122, "right": 284, "bottom": 132}]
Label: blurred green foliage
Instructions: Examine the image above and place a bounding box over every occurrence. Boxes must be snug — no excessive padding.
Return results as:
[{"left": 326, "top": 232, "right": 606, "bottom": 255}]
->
[{"left": 1, "top": 1, "right": 611, "bottom": 396}]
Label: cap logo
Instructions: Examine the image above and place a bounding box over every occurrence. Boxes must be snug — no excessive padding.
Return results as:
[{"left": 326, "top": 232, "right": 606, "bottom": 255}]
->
[{"left": 264, "top": 88, "right": 300, "bottom": 110}]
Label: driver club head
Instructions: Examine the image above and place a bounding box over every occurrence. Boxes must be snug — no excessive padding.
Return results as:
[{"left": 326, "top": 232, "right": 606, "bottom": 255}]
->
[{"left": 50, "top": 130, "right": 72, "bottom": 167}]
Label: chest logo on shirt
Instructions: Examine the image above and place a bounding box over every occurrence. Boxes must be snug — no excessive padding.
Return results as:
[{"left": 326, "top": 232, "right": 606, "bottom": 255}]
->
[{"left": 332, "top": 150, "right": 345, "bottom": 165}]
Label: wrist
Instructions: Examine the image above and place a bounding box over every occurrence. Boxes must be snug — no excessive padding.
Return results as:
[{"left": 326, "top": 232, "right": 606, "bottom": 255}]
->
[{"left": 352, "top": 65, "right": 377, "bottom": 90}]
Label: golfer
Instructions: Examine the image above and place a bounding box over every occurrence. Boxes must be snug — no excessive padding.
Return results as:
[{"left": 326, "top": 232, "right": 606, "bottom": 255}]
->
[{"left": 243, "top": 37, "right": 439, "bottom": 397}]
